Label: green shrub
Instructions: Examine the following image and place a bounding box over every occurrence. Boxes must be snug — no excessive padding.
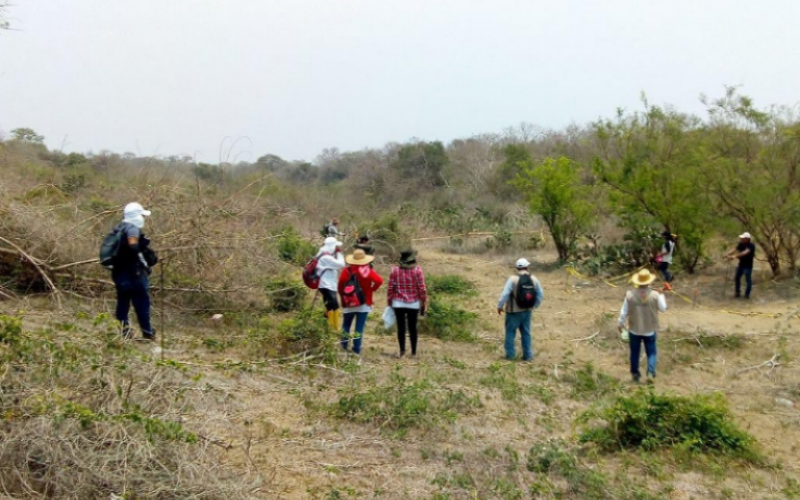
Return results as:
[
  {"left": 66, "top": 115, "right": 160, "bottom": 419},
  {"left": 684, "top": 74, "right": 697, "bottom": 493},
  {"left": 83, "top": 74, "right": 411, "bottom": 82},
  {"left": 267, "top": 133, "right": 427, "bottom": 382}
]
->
[
  {"left": 567, "top": 363, "right": 621, "bottom": 399},
  {"left": 419, "top": 299, "right": 478, "bottom": 342},
  {"left": 427, "top": 274, "right": 479, "bottom": 297},
  {"left": 330, "top": 369, "right": 480, "bottom": 437},
  {"left": 0, "top": 315, "right": 23, "bottom": 346},
  {"left": 527, "top": 440, "right": 607, "bottom": 499},
  {"left": 578, "top": 388, "right": 761, "bottom": 462},
  {"left": 264, "top": 277, "right": 307, "bottom": 312},
  {"left": 356, "top": 212, "right": 408, "bottom": 248},
  {"left": 248, "top": 308, "right": 337, "bottom": 360},
  {"left": 483, "top": 227, "right": 513, "bottom": 250},
  {"left": 274, "top": 226, "right": 317, "bottom": 265}
]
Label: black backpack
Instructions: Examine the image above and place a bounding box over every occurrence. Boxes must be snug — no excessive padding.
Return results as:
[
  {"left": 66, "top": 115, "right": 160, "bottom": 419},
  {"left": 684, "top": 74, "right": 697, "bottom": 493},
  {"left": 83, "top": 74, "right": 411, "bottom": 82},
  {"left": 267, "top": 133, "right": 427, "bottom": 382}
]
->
[
  {"left": 99, "top": 226, "right": 124, "bottom": 270},
  {"left": 340, "top": 269, "right": 366, "bottom": 308},
  {"left": 515, "top": 274, "right": 538, "bottom": 309}
]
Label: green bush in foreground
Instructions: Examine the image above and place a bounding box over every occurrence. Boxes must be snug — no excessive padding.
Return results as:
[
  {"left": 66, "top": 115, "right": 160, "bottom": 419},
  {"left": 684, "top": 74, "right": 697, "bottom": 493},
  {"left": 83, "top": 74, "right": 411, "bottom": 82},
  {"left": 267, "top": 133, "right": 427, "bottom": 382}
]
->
[
  {"left": 578, "top": 388, "right": 760, "bottom": 462},
  {"left": 419, "top": 299, "right": 478, "bottom": 342}
]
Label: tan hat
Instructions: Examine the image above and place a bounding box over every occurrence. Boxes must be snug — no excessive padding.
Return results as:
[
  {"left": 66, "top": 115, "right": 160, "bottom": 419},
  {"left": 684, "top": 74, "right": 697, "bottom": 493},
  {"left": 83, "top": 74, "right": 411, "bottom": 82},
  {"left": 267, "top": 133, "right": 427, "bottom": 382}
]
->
[
  {"left": 631, "top": 269, "right": 657, "bottom": 287},
  {"left": 346, "top": 249, "right": 374, "bottom": 266}
]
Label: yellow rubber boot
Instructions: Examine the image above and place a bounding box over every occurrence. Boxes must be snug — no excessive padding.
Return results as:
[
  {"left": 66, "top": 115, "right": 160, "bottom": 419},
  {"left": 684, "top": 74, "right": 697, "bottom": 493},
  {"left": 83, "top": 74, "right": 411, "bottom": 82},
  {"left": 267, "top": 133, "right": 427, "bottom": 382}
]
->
[{"left": 328, "top": 310, "right": 340, "bottom": 330}]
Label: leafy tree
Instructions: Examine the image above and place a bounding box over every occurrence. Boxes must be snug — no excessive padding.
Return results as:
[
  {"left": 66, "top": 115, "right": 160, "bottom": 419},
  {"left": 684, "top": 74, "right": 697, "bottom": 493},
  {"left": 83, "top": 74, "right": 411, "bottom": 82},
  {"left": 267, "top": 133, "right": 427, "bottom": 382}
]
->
[
  {"left": 494, "top": 143, "right": 532, "bottom": 197},
  {"left": 514, "top": 156, "right": 594, "bottom": 261},
  {"left": 255, "top": 154, "right": 288, "bottom": 172},
  {"left": 593, "top": 101, "right": 714, "bottom": 273},
  {"left": 10, "top": 127, "right": 44, "bottom": 143},
  {"left": 703, "top": 88, "right": 800, "bottom": 276},
  {"left": 392, "top": 141, "right": 449, "bottom": 188}
]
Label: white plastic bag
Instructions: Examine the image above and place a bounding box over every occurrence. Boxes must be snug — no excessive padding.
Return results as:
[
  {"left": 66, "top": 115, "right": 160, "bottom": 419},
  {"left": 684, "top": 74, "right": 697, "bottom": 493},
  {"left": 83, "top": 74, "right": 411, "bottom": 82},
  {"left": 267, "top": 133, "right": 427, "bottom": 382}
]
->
[
  {"left": 383, "top": 307, "right": 396, "bottom": 330},
  {"left": 620, "top": 328, "right": 629, "bottom": 342}
]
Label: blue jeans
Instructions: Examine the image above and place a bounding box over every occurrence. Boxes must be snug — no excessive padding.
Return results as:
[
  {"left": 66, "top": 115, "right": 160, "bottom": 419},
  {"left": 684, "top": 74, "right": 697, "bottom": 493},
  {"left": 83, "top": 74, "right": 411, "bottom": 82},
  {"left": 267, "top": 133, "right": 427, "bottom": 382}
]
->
[
  {"left": 341, "top": 312, "right": 369, "bottom": 354},
  {"left": 658, "top": 262, "right": 673, "bottom": 283},
  {"left": 629, "top": 332, "right": 657, "bottom": 377},
  {"left": 504, "top": 310, "right": 533, "bottom": 360},
  {"left": 735, "top": 267, "right": 752, "bottom": 297},
  {"left": 113, "top": 272, "right": 153, "bottom": 338}
]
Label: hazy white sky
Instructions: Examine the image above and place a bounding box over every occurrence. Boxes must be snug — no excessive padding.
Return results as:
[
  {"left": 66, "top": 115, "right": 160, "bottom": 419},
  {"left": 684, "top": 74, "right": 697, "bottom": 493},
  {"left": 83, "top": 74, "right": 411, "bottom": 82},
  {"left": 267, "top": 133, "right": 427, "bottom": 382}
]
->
[{"left": 1, "top": 1, "right": 798, "bottom": 162}]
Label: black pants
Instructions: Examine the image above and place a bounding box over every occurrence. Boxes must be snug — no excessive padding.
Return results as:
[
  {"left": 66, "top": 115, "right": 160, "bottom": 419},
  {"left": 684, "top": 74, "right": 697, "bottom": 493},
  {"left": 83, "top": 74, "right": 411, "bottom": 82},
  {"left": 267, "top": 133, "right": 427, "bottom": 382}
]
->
[
  {"left": 395, "top": 308, "right": 419, "bottom": 355},
  {"left": 113, "top": 271, "right": 153, "bottom": 338},
  {"left": 320, "top": 288, "right": 339, "bottom": 311},
  {"left": 658, "top": 262, "right": 673, "bottom": 283}
]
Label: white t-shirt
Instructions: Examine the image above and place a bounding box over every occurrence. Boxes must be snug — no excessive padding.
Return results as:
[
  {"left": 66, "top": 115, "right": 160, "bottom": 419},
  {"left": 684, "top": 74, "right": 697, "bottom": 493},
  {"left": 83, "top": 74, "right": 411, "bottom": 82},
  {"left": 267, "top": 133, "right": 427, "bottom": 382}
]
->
[
  {"left": 392, "top": 299, "right": 421, "bottom": 310},
  {"left": 661, "top": 241, "right": 675, "bottom": 264}
]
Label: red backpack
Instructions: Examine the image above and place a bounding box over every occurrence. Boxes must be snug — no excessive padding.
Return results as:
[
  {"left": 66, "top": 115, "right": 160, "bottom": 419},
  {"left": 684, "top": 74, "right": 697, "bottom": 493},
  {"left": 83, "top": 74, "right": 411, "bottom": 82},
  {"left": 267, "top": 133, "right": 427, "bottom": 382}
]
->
[{"left": 302, "top": 253, "right": 328, "bottom": 290}]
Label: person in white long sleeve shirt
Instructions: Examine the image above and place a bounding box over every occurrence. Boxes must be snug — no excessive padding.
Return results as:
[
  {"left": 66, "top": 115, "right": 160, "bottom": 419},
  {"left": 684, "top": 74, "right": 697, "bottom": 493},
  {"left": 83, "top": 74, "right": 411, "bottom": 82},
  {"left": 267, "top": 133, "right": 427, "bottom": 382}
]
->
[
  {"left": 316, "top": 237, "right": 346, "bottom": 329},
  {"left": 618, "top": 269, "right": 668, "bottom": 383}
]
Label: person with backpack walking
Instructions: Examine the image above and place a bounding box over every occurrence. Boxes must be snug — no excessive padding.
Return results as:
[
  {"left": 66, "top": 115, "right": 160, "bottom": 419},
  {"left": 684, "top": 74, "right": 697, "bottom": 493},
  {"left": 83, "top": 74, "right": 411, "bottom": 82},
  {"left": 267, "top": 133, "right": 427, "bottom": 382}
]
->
[
  {"left": 724, "top": 232, "right": 756, "bottom": 299},
  {"left": 105, "top": 202, "right": 157, "bottom": 340},
  {"left": 337, "top": 249, "right": 383, "bottom": 355},
  {"left": 387, "top": 250, "right": 427, "bottom": 358},
  {"left": 324, "top": 218, "right": 346, "bottom": 238},
  {"left": 315, "top": 237, "right": 346, "bottom": 329},
  {"left": 617, "top": 269, "right": 668, "bottom": 383},
  {"left": 496, "top": 258, "right": 543, "bottom": 361},
  {"left": 656, "top": 231, "right": 676, "bottom": 291}
]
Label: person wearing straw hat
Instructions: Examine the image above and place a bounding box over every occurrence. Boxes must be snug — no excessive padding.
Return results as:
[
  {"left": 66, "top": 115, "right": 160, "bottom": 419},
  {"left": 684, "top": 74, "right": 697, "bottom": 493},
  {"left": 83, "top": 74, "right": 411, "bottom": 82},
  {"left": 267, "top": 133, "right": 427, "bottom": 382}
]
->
[
  {"left": 112, "top": 202, "right": 156, "bottom": 340},
  {"left": 497, "top": 258, "right": 543, "bottom": 361},
  {"left": 316, "top": 237, "right": 346, "bottom": 329},
  {"left": 618, "top": 269, "right": 668, "bottom": 383},
  {"left": 338, "top": 249, "right": 383, "bottom": 355},
  {"left": 387, "top": 250, "right": 428, "bottom": 358},
  {"left": 724, "top": 232, "right": 756, "bottom": 299}
]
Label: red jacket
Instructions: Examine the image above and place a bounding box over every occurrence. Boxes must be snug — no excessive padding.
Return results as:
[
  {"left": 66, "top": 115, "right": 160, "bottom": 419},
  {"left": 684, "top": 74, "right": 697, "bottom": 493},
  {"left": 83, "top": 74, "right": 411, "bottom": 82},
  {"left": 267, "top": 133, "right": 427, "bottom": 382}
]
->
[{"left": 337, "top": 265, "right": 384, "bottom": 306}]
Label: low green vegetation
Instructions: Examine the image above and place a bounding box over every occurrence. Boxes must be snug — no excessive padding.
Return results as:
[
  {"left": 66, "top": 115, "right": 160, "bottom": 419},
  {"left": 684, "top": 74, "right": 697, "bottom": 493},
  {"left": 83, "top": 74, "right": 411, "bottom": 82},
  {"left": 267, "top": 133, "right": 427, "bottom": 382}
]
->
[
  {"left": 578, "top": 388, "right": 761, "bottom": 462},
  {"left": 427, "top": 274, "right": 479, "bottom": 297},
  {"left": 248, "top": 307, "right": 339, "bottom": 360},
  {"left": 566, "top": 363, "right": 621, "bottom": 399},
  {"left": 329, "top": 369, "right": 481, "bottom": 438},
  {"left": 419, "top": 299, "right": 478, "bottom": 342},
  {"left": 264, "top": 276, "right": 308, "bottom": 312}
]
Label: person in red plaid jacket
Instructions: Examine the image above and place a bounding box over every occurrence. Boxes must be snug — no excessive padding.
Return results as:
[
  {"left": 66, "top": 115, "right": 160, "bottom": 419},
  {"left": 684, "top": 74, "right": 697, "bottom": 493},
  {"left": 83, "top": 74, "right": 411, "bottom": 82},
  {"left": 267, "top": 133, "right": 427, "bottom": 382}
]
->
[{"left": 387, "top": 250, "right": 427, "bottom": 358}]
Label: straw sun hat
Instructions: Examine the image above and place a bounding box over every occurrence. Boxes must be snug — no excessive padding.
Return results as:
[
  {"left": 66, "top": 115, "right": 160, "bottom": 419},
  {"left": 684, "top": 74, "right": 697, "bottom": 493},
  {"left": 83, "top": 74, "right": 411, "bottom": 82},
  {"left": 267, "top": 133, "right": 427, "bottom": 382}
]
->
[
  {"left": 346, "top": 249, "right": 374, "bottom": 266},
  {"left": 631, "top": 269, "right": 657, "bottom": 287}
]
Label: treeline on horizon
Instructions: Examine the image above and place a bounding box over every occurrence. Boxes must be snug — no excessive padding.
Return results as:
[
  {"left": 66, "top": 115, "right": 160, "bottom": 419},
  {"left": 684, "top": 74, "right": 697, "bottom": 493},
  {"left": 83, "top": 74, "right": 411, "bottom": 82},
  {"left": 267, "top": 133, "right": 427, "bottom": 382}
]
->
[{"left": 2, "top": 87, "right": 800, "bottom": 279}]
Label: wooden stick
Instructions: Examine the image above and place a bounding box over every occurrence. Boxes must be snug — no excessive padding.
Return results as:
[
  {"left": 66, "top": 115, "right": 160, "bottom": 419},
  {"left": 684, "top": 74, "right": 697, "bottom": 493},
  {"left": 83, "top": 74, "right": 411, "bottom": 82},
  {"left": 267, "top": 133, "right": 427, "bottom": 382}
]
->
[{"left": 570, "top": 331, "right": 600, "bottom": 342}]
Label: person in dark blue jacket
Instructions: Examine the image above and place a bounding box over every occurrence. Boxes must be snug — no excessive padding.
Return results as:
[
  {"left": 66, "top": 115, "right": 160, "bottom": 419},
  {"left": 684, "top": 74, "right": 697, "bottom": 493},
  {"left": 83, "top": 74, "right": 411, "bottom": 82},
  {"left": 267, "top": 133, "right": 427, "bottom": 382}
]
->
[{"left": 111, "top": 202, "right": 156, "bottom": 340}]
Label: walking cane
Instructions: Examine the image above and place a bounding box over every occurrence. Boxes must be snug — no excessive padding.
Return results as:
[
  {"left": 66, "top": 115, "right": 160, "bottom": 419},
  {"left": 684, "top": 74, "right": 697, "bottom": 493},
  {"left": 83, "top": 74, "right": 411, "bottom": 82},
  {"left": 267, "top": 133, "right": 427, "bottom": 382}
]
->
[
  {"left": 159, "top": 253, "right": 166, "bottom": 361},
  {"left": 723, "top": 259, "right": 732, "bottom": 300}
]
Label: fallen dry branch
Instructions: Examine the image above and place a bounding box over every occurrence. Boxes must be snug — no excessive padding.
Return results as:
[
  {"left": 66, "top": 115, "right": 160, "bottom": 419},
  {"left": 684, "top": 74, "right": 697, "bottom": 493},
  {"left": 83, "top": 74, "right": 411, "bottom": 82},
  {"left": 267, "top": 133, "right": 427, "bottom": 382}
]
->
[
  {"left": 0, "top": 236, "right": 62, "bottom": 306},
  {"left": 736, "top": 354, "right": 781, "bottom": 374}
]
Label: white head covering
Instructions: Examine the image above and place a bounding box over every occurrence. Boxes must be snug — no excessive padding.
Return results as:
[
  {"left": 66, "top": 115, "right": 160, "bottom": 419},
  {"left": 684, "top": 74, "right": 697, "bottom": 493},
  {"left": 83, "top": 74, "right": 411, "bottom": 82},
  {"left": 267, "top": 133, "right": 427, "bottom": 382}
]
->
[
  {"left": 516, "top": 258, "right": 531, "bottom": 269},
  {"left": 123, "top": 202, "right": 151, "bottom": 229},
  {"left": 319, "top": 236, "right": 343, "bottom": 255},
  {"left": 739, "top": 232, "right": 752, "bottom": 240}
]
